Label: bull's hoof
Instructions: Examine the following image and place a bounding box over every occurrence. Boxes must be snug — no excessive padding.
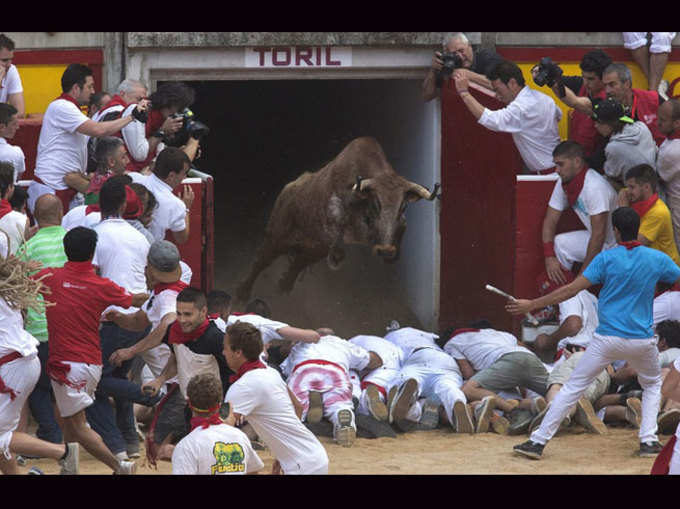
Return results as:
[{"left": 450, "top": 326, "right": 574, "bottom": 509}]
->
[{"left": 327, "top": 247, "right": 345, "bottom": 270}]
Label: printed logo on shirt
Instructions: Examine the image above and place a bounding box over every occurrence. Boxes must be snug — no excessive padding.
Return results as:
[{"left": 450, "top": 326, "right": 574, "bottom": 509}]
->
[
  {"left": 63, "top": 281, "right": 87, "bottom": 290},
  {"left": 211, "top": 442, "right": 246, "bottom": 474}
]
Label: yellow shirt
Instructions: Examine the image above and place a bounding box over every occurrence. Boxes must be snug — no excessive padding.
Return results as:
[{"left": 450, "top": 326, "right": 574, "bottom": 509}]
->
[{"left": 640, "top": 198, "right": 680, "bottom": 266}]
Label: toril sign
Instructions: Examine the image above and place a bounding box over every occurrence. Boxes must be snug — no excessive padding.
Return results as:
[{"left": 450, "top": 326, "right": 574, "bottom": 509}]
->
[{"left": 246, "top": 47, "right": 352, "bottom": 68}]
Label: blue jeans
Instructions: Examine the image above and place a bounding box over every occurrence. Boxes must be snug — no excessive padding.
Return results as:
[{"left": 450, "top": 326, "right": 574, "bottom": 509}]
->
[
  {"left": 86, "top": 323, "right": 157, "bottom": 455},
  {"left": 27, "top": 341, "right": 63, "bottom": 443}
]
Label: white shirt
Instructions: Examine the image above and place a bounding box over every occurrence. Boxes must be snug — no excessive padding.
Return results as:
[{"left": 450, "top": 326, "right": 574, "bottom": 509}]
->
[
  {"left": 141, "top": 288, "right": 179, "bottom": 330},
  {"left": 654, "top": 290, "right": 680, "bottom": 325},
  {"left": 0, "top": 137, "right": 25, "bottom": 182},
  {"left": 548, "top": 169, "right": 618, "bottom": 248},
  {"left": 0, "top": 65, "right": 22, "bottom": 104},
  {"left": 172, "top": 422, "right": 264, "bottom": 475},
  {"left": 129, "top": 172, "right": 186, "bottom": 241},
  {"left": 657, "top": 138, "right": 680, "bottom": 198},
  {"left": 225, "top": 367, "right": 328, "bottom": 475},
  {"left": 0, "top": 297, "right": 39, "bottom": 358},
  {"left": 280, "top": 335, "right": 371, "bottom": 378},
  {"left": 35, "top": 98, "right": 90, "bottom": 190},
  {"left": 0, "top": 210, "right": 27, "bottom": 255},
  {"left": 383, "top": 327, "right": 441, "bottom": 360},
  {"left": 61, "top": 205, "right": 101, "bottom": 231},
  {"left": 226, "top": 314, "right": 289, "bottom": 345},
  {"left": 92, "top": 218, "right": 150, "bottom": 315},
  {"left": 557, "top": 290, "right": 599, "bottom": 350},
  {"left": 443, "top": 328, "right": 529, "bottom": 372},
  {"left": 659, "top": 348, "right": 680, "bottom": 369},
  {"left": 179, "top": 260, "right": 193, "bottom": 285},
  {"left": 349, "top": 335, "right": 403, "bottom": 370},
  {"left": 478, "top": 86, "right": 562, "bottom": 172}
]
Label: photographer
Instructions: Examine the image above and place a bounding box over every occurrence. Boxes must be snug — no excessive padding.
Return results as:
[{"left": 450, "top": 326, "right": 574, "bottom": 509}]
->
[
  {"left": 454, "top": 60, "right": 562, "bottom": 174},
  {"left": 126, "top": 82, "right": 205, "bottom": 173},
  {"left": 422, "top": 32, "right": 503, "bottom": 103},
  {"left": 532, "top": 50, "right": 611, "bottom": 170}
]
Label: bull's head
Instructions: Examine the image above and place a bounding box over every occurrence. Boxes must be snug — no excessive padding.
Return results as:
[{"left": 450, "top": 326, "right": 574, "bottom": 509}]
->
[{"left": 350, "top": 174, "right": 438, "bottom": 261}]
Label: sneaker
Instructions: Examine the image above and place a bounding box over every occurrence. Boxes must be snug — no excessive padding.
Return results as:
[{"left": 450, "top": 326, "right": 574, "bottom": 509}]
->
[
  {"left": 386, "top": 320, "right": 401, "bottom": 332},
  {"left": 386, "top": 385, "right": 399, "bottom": 424},
  {"left": 452, "top": 400, "right": 474, "bottom": 434},
  {"left": 27, "top": 467, "right": 44, "bottom": 475},
  {"left": 417, "top": 399, "right": 440, "bottom": 430},
  {"left": 117, "top": 460, "right": 137, "bottom": 475},
  {"left": 626, "top": 397, "right": 643, "bottom": 429},
  {"left": 365, "top": 385, "right": 388, "bottom": 422},
  {"left": 507, "top": 408, "right": 534, "bottom": 436},
  {"left": 489, "top": 413, "right": 510, "bottom": 435},
  {"left": 659, "top": 79, "right": 670, "bottom": 101},
  {"left": 388, "top": 379, "right": 419, "bottom": 427},
  {"left": 306, "top": 391, "right": 324, "bottom": 424},
  {"left": 115, "top": 451, "right": 130, "bottom": 462},
  {"left": 59, "top": 443, "right": 79, "bottom": 475},
  {"left": 639, "top": 441, "right": 663, "bottom": 457},
  {"left": 333, "top": 409, "right": 356, "bottom": 447},
  {"left": 575, "top": 398, "right": 607, "bottom": 435},
  {"left": 530, "top": 396, "right": 547, "bottom": 416},
  {"left": 474, "top": 396, "right": 496, "bottom": 433},
  {"left": 657, "top": 408, "right": 680, "bottom": 435},
  {"left": 513, "top": 440, "right": 544, "bottom": 459},
  {"left": 127, "top": 441, "right": 141, "bottom": 459},
  {"left": 16, "top": 455, "right": 26, "bottom": 466}
]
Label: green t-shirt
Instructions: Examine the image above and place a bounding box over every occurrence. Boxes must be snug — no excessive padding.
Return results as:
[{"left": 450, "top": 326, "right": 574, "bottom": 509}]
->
[{"left": 16, "top": 225, "right": 68, "bottom": 342}]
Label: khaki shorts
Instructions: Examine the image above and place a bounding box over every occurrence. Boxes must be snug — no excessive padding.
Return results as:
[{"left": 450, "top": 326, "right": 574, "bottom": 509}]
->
[
  {"left": 547, "top": 351, "right": 611, "bottom": 403},
  {"left": 471, "top": 351, "right": 548, "bottom": 396}
]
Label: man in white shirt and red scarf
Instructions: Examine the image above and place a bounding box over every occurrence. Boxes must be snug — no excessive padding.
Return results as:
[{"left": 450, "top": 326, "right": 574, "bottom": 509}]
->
[
  {"left": 542, "top": 141, "right": 618, "bottom": 286},
  {"left": 137, "top": 287, "right": 234, "bottom": 466},
  {"left": 35, "top": 226, "right": 148, "bottom": 474},
  {"left": 27, "top": 64, "right": 149, "bottom": 214},
  {"left": 454, "top": 59, "right": 562, "bottom": 175}
]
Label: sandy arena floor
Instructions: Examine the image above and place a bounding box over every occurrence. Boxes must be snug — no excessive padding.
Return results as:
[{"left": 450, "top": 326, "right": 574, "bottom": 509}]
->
[{"left": 19, "top": 425, "right": 665, "bottom": 476}]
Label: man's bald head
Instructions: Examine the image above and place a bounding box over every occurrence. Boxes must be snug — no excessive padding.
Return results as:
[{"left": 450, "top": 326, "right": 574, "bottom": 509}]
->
[{"left": 35, "top": 193, "right": 63, "bottom": 227}]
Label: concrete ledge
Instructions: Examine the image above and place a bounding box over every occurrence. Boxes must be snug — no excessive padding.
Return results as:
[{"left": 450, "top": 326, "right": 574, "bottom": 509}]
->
[{"left": 2, "top": 32, "right": 104, "bottom": 49}]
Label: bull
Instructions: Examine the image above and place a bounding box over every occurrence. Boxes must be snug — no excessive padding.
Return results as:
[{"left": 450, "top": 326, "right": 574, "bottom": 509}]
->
[{"left": 235, "top": 137, "right": 439, "bottom": 302}]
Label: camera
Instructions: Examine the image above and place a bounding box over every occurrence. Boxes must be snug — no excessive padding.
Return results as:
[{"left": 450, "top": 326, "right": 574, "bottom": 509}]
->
[
  {"left": 439, "top": 51, "right": 463, "bottom": 78},
  {"left": 533, "top": 57, "right": 566, "bottom": 97},
  {"left": 164, "top": 108, "right": 210, "bottom": 147}
]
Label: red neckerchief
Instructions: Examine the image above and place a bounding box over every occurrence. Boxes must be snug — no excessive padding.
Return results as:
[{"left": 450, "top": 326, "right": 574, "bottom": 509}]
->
[
  {"left": 167, "top": 318, "right": 211, "bottom": 345},
  {"left": 630, "top": 193, "right": 659, "bottom": 219},
  {"left": 0, "top": 199, "right": 12, "bottom": 220},
  {"left": 208, "top": 313, "right": 220, "bottom": 320},
  {"left": 229, "top": 359, "right": 267, "bottom": 384},
  {"left": 145, "top": 109, "right": 165, "bottom": 137},
  {"left": 651, "top": 435, "right": 676, "bottom": 475},
  {"left": 448, "top": 328, "right": 480, "bottom": 339},
  {"left": 57, "top": 92, "right": 82, "bottom": 109},
  {"left": 46, "top": 359, "right": 88, "bottom": 391},
  {"left": 85, "top": 204, "right": 100, "bottom": 215},
  {"left": 563, "top": 165, "right": 588, "bottom": 207},
  {"left": 619, "top": 240, "right": 643, "bottom": 250},
  {"left": 231, "top": 312, "right": 255, "bottom": 316},
  {"left": 102, "top": 94, "right": 128, "bottom": 111},
  {"left": 153, "top": 280, "right": 188, "bottom": 296},
  {"left": 667, "top": 131, "right": 680, "bottom": 141},
  {"left": 190, "top": 407, "right": 223, "bottom": 431}
]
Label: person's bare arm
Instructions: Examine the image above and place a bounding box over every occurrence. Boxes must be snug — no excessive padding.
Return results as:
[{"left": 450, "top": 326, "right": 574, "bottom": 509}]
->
[
  {"left": 455, "top": 358, "right": 476, "bottom": 380},
  {"left": 506, "top": 275, "right": 593, "bottom": 315},
  {"left": 578, "top": 211, "right": 608, "bottom": 275},
  {"left": 543, "top": 206, "right": 566, "bottom": 284},
  {"left": 277, "top": 326, "right": 320, "bottom": 344},
  {"left": 170, "top": 185, "right": 194, "bottom": 245},
  {"left": 181, "top": 137, "right": 200, "bottom": 162},
  {"left": 458, "top": 68, "right": 494, "bottom": 93},
  {"left": 609, "top": 363, "right": 637, "bottom": 386},
  {"left": 662, "top": 365, "right": 680, "bottom": 401},
  {"left": 109, "top": 312, "right": 176, "bottom": 366},
  {"left": 454, "top": 74, "right": 486, "bottom": 120},
  {"left": 142, "top": 353, "right": 177, "bottom": 397},
  {"left": 550, "top": 83, "right": 594, "bottom": 116},
  {"left": 104, "top": 308, "right": 151, "bottom": 332},
  {"left": 423, "top": 52, "right": 445, "bottom": 102},
  {"left": 63, "top": 172, "right": 91, "bottom": 193},
  {"left": 77, "top": 100, "right": 148, "bottom": 137},
  {"left": 8, "top": 92, "right": 25, "bottom": 118},
  {"left": 359, "top": 352, "right": 383, "bottom": 378}
]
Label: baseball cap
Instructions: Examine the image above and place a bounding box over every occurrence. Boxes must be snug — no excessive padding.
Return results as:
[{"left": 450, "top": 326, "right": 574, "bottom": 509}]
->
[
  {"left": 147, "top": 240, "right": 181, "bottom": 283},
  {"left": 592, "top": 97, "right": 634, "bottom": 124}
]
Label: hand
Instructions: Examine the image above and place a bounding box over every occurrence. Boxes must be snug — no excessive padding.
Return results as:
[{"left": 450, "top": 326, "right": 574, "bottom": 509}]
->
[
  {"left": 545, "top": 256, "right": 567, "bottom": 285},
  {"left": 272, "top": 460, "right": 282, "bottom": 475},
  {"left": 453, "top": 73, "right": 470, "bottom": 95},
  {"left": 109, "top": 347, "right": 133, "bottom": 367},
  {"left": 103, "top": 309, "right": 124, "bottom": 323},
  {"left": 530, "top": 64, "right": 540, "bottom": 80},
  {"left": 142, "top": 379, "right": 163, "bottom": 398},
  {"left": 617, "top": 187, "right": 631, "bottom": 207},
  {"left": 562, "top": 348, "right": 573, "bottom": 359},
  {"left": 505, "top": 298, "right": 534, "bottom": 315},
  {"left": 161, "top": 115, "right": 184, "bottom": 135},
  {"left": 136, "top": 99, "right": 150, "bottom": 112},
  {"left": 181, "top": 184, "right": 194, "bottom": 209},
  {"left": 431, "top": 52, "right": 443, "bottom": 72}
]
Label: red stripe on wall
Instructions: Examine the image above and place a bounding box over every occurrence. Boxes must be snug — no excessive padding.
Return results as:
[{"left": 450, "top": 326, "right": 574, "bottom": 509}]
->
[{"left": 12, "top": 49, "right": 103, "bottom": 65}]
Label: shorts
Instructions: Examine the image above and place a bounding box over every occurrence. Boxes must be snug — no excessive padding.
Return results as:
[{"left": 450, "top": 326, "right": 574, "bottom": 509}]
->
[
  {"left": 0, "top": 354, "right": 40, "bottom": 459},
  {"left": 50, "top": 362, "right": 102, "bottom": 418},
  {"left": 622, "top": 32, "right": 677, "bottom": 53},
  {"left": 547, "top": 351, "right": 611, "bottom": 403},
  {"left": 471, "top": 351, "right": 548, "bottom": 396},
  {"left": 153, "top": 386, "right": 191, "bottom": 445}
]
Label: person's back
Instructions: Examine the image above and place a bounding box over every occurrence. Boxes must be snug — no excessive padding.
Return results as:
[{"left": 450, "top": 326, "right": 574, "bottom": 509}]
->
[
  {"left": 384, "top": 327, "right": 441, "bottom": 359},
  {"left": 604, "top": 121, "right": 658, "bottom": 181},
  {"left": 61, "top": 205, "right": 100, "bottom": 231},
  {"left": 443, "top": 328, "right": 528, "bottom": 372},
  {"left": 226, "top": 366, "right": 328, "bottom": 474},
  {"left": 349, "top": 334, "right": 403, "bottom": 370},
  {"left": 281, "top": 335, "right": 368, "bottom": 377}
]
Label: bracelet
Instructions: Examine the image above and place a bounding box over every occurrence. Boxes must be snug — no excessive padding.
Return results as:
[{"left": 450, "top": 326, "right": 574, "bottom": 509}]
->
[
  {"left": 543, "top": 241, "right": 556, "bottom": 258},
  {"left": 459, "top": 90, "right": 470, "bottom": 97}
]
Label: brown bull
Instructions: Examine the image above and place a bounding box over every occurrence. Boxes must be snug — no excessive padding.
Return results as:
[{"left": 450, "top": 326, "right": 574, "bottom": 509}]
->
[{"left": 235, "top": 137, "right": 439, "bottom": 301}]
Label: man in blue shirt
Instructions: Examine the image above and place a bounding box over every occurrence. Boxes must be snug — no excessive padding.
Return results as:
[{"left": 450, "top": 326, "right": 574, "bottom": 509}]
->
[{"left": 506, "top": 207, "right": 680, "bottom": 460}]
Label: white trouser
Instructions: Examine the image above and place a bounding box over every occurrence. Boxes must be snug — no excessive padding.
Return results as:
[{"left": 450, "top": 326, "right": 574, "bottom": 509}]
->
[
  {"left": 622, "top": 32, "right": 677, "bottom": 53},
  {"left": 531, "top": 333, "right": 662, "bottom": 445},
  {"left": 354, "top": 367, "right": 399, "bottom": 417},
  {"left": 670, "top": 425, "right": 680, "bottom": 475},
  {"left": 555, "top": 231, "right": 615, "bottom": 271},
  {"left": 393, "top": 348, "right": 466, "bottom": 427},
  {"left": 26, "top": 181, "right": 55, "bottom": 215},
  {"left": 653, "top": 291, "right": 680, "bottom": 326},
  {"left": 0, "top": 354, "right": 40, "bottom": 459}
]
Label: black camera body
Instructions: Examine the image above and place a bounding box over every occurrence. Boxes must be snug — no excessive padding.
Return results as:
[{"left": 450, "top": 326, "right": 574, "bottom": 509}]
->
[
  {"left": 533, "top": 57, "right": 566, "bottom": 97},
  {"left": 170, "top": 108, "right": 210, "bottom": 140},
  {"left": 439, "top": 51, "right": 463, "bottom": 78}
]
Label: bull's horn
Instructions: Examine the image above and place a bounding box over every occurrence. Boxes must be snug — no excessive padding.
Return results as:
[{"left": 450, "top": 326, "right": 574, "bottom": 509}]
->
[
  {"left": 407, "top": 182, "right": 436, "bottom": 200},
  {"left": 353, "top": 176, "right": 374, "bottom": 193}
]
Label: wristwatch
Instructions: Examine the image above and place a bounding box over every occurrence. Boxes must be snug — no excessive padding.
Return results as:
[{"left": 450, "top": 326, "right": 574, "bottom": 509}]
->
[{"left": 151, "top": 129, "right": 166, "bottom": 138}]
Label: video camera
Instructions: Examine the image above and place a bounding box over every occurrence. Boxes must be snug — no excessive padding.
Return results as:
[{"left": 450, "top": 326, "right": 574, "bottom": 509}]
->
[
  {"left": 170, "top": 108, "right": 210, "bottom": 140},
  {"left": 532, "top": 57, "right": 566, "bottom": 98},
  {"left": 438, "top": 51, "right": 463, "bottom": 79}
]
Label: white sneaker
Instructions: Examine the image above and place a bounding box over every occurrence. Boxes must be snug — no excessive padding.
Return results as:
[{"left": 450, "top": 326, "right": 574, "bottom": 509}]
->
[
  {"left": 659, "top": 80, "right": 670, "bottom": 101},
  {"left": 117, "top": 460, "right": 137, "bottom": 475},
  {"left": 333, "top": 409, "right": 356, "bottom": 447},
  {"left": 59, "top": 443, "right": 79, "bottom": 475},
  {"left": 115, "top": 451, "right": 130, "bottom": 462}
]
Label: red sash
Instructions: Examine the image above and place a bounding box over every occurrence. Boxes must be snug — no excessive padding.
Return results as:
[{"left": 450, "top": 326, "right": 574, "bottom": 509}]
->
[
  {"left": 563, "top": 165, "right": 588, "bottom": 207},
  {"left": 0, "top": 199, "right": 12, "bottom": 220},
  {"left": 85, "top": 204, "right": 100, "bottom": 215},
  {"left": 291, "top": 358, "right": 346, "bottom": 375},
  {"left": 0, "top": 351, "right": 22, "bottom": 400},
  {"left": 630, "top": 193, "right": 658, "bottom": 219},
  {"left": 360, "top": 380, "right": 387, "bottom": 400},
  {"left": 448, "top": 328, "right": 480, "bottom": 339},
  {"left": 651, "top": 435, "right": 677, "bottom": 475},
  {"left": 167, "top": 318, "right": 211, "bottom": 345},
  {"left": 229, "top": 359, "right": 267, "bottom": 384},
  {"left": 46, "top": 359, "right": 87, "bottom": 391},
  {"left": 153, "top": 281, "right": 188, "bottom": 296}
]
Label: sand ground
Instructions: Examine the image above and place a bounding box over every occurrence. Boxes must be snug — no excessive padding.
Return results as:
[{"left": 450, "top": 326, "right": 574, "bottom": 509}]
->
[{"left": 19, "top": 424, "right": 665, "bottom": 476}]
